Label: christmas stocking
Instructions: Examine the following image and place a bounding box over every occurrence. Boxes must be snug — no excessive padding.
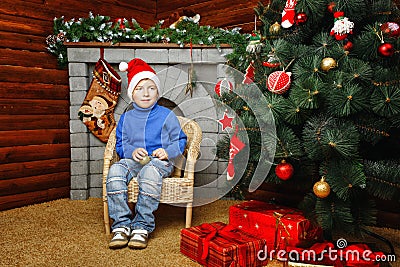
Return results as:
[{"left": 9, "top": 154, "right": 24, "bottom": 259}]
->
[
  {"left": 227, "top": 125, "right": 246, "bottom": 181},
  {"left": 281, "top": 0, "right": 297, "bottom": 28},
  {"left": 78, "top": 58, "right": 121, "bottom": 143}
]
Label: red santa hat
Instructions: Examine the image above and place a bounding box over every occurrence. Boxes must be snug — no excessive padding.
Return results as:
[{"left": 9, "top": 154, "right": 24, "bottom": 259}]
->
[{"left": 119, "top": 58, "right": 161, "bottom": 102}]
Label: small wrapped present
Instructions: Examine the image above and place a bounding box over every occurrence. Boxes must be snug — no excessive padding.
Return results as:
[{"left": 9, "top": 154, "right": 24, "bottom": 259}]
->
[
  {"left": 180, "top": 222, "right": 268, "bottom": 267},
  {"left": 229, "top": 200, "right": 323, "bottom": 250}
]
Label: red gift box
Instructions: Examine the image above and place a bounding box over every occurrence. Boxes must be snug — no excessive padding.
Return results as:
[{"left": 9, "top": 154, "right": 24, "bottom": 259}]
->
[
  {"left": 180, "top": 222, "right": 268, "bottom": 267},
  {"left": 229, "top": 200, "right": 323, "bottom": 250}
]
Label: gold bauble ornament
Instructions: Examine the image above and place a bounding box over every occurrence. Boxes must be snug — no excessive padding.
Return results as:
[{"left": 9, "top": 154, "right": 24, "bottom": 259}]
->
[
  {"left": 320, "top": 57, "right": 337, "bottom": 72},
  {"left": 313, "top": 176, "right": 331, "bottom": 198},
  {"left": 269, "top": 22, "right": 281, "bottom": 34},
  {"left": 139, "top": 155, "right": 151, "bottom": 165}
]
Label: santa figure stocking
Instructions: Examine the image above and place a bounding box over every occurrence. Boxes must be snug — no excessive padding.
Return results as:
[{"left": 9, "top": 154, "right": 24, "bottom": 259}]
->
[
  {"left": 78, "top": 58, "right": 121, "bottom": 143},
  {"left": 227, "top": 125, "right": 246, "bottom": 180},
  {"left": 281, "top": 0, "right": 297, "bottom": 28},
  {"left": 330, "top": 11, "right": 354, "bottom": 40}
]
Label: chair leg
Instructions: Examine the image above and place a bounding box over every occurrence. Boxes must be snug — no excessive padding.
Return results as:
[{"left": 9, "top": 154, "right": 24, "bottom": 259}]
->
[
  {"left": 103, "top": 199, "right": 111, "bottom": 235},
  {"left": 185, "top": 203, "right": 193, "bottom": 228}
]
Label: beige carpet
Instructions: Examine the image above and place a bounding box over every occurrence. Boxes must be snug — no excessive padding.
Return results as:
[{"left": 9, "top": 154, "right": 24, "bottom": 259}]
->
[{"left": 0, "top": 198, "right": 398, "bottom": 267}]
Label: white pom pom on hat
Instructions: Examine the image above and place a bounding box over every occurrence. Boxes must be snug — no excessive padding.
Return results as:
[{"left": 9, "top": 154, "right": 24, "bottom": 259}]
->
[
  {"left": 119, "top": 61, "right": 129, "bottom": 72},
  {"left": 119, "top": 58, "right": 161, "bottom": 102}
]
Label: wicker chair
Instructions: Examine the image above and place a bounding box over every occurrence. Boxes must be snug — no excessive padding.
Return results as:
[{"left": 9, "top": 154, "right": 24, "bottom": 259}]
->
[{"left": 102, "top": 116, "right": 202, "bottom": 234}]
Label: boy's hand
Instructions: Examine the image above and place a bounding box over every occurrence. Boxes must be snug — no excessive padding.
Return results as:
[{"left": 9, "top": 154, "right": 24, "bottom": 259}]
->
[
  {"left": 132, "top": 148, "right": 148, "bottom": 162},
  {"left": 152, "top": 148, "right": 168, "bottom": 160}
]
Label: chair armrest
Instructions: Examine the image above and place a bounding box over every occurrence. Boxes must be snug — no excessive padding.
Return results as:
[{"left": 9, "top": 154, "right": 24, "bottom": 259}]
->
[
  {"left": 104, "top": 127, "right": 117, "bottom": 162},
  {"left": 183, "top": 120, "right": 202, "bottom": 181},
  {"left": 102, "top": 127, "right": 117, "bottom": 201}
]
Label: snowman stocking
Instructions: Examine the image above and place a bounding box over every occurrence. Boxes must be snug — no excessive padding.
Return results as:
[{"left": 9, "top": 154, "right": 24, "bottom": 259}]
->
[
  {"left": 78, "top": 58, "right": 121, "bottom": 143},
  {"left": 281, "top": 0, "right": 297, "bottom": 28},
  {"left": 227, "top": 126, "right": 246, "bottom": 180}
]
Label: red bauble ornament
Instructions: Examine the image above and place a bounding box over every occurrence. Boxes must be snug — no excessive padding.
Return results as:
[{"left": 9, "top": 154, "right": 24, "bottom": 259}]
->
[
  {"left": 214, "top": 79, "right": 233, "bottom": 97},
  {"left": 295, "top": 12, "right": 308, "bottom": 25},
  {"left": 263, "top": 52, "right": 281, "bottom": 68},
  {"left": 263, "top": 61, "right": 281, "bottom": 68},
  {"left": 275, "top": 160, "right": 294, "bottom": 180},
  {"left": 343, "top": 40, "right": 353, "bottom": 51},
  {"left": 327, "top": 2, "right": 336, "bottom": 13},
  {"left": 267, "top": 70, "right": 292, "bottom": 94},
  {"left": 381, "top": 22, "right": 400, "bottom": 38},
  {"left": 378, "top": 43, "right": 395, "bottom": 57}
]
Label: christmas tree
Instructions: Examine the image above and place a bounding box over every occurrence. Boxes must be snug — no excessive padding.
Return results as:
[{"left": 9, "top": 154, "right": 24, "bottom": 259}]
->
[{"left": 217, "top": 0, "right": 400, "bottom": 236}]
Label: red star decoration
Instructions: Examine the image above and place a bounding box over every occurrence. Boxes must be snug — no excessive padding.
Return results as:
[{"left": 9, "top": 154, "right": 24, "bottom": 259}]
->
[{"left": 218, "top": 112, "right": 234, "bottom": 131}]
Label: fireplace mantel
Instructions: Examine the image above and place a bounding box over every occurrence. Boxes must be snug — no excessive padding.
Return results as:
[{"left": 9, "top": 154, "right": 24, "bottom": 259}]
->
[
  {"left": 67, "top": 42, "right": 233, "bottom": 199},
  {"left": 65, "top": 42, "right": 232, "bottom": 48}
]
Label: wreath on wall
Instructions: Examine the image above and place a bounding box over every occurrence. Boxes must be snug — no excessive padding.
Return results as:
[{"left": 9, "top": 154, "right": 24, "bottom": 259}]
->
[{"left": 46, "top": 12, "right": 248, "bottom": 67}]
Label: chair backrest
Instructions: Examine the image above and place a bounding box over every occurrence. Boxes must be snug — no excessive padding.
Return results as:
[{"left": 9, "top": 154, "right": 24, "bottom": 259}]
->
[
  {"left": 173, "top": 116, "right": 202, "bottom": 177},
  {"left": 104, "top": 116, "right": 202, "bottom": 178}
]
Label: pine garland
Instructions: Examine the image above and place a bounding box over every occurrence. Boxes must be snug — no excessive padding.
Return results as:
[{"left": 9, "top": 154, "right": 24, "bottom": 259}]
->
[{"left": 46, "top": 12, "right": 248, "bottom": 67}]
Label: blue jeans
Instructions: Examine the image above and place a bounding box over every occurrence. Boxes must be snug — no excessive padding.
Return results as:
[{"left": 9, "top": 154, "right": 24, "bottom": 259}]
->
[{"left": 106, "top": 157, "right": 174, "bottom": 233}]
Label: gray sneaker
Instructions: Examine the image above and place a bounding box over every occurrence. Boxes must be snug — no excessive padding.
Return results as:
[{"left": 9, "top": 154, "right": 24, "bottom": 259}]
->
[
  {"left": 128, "top": 229, "right": 148, "bottom": 249},
  {"left": 109, "top": 227, "right": 131, "bottom": 249}
]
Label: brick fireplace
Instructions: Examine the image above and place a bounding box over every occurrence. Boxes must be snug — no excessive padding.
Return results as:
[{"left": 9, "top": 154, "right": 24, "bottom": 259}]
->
[{"left": 67, "top": 43, "right": 233, "bottom": 200}]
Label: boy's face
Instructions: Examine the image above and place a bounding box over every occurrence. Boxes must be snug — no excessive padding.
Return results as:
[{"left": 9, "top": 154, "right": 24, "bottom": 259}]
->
[{"left": 132, "top": 79, "right": 159, "bottom": 108}]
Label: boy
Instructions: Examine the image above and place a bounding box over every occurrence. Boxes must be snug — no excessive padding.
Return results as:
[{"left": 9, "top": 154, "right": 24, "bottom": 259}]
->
[{"left": 106, "top": 58, "right": 187, "bottom": 249}]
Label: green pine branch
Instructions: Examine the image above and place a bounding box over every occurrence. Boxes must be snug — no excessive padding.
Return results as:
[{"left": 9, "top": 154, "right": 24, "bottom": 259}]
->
[
  {"left": 326, "top": 83, "right": 370, "bottom": 117},
  {"left": 320, "top": 159, "right": 366, "bottom": 201},
  {"left": 371, "top": 85, "right": 400, "bottom": 117},
  {"left": 353, "top": 113, "right": 391, "bottom": 144},
  {"left": 302, "top": 116, "right": 360, "bottom": 160},
  {"left": 290, "top": 77, "right": 325, "bottom": 110},
  {"left": 364, "top": 159, "right": 400, "bottom": 201},
  {"left": 315, "top": 197, "right": 355, "bottom": 233},
  {"left": 273, "top": 125, "right": 304, "bottom": 159}
]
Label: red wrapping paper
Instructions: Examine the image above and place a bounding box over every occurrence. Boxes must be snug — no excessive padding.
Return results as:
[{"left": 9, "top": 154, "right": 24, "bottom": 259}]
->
[
  {"left": 180, "top": 222, "right": 268, "bottom": 267},
  {"left": 229, "top": 200, "right": 323, "bottom": 249}
]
